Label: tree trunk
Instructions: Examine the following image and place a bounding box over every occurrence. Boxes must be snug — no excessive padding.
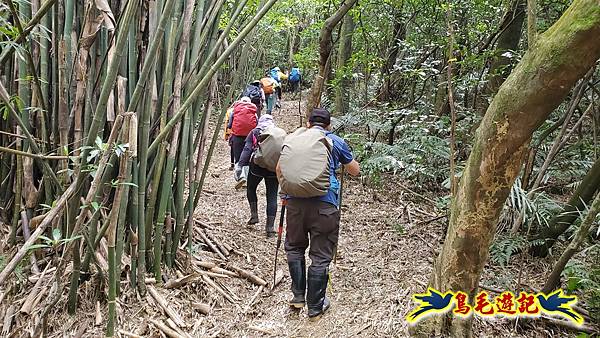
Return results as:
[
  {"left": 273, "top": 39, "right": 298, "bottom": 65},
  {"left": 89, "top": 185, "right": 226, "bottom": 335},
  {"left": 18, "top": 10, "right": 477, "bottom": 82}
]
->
[
  {"left": 306, "top": 0, "right": 358, "bottom": 116},
  {"left": 477, "top": 0, "right": 526, "bottom": 112},
  {"left": 378, "top": 18, "right": 406, "bottom": 102},
  {"left": 334, "top": 13, "right": 354, "bottom": 115},
  {"left": 542, "top": 190, "right": 600, "bottom": 294},
  {"left": 410, "top": 1, "right": 600, "bottom": 336},
  {"left": 530, "top": 155, "right": 600, "bottom": 257}
]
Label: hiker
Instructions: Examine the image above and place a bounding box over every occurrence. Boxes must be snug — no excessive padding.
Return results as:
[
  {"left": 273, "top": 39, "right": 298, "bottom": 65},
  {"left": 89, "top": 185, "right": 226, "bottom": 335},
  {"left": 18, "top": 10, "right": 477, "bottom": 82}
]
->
[
  {"left": 276, "top": 68, "right": 287, "bottom": 102},
  {"left": 243, "top": 80, "right": 265, "bottom": 114},
  {"left": 260, "top": 74, "right": 277, "bottom": 114},
  {"left": 224, "top": 106, "right": 235, "bottom": 170},
  {"left": 277, "top": 108, "right": 360, "bottom": 320},
  {"left": 228, "top": 97, "right": 258, "bottom": 185},
  {"left": 237, "top": 114, "right": 286, "bottom": 237},
  {"left": 289, "top": 67, "right": 301, "bottom": 93}
]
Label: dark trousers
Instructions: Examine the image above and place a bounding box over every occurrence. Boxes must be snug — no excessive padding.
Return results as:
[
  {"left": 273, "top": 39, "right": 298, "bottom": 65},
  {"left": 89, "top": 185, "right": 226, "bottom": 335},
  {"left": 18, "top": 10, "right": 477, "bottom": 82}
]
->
[
  {"left": 230, "top": 135, "right": 245, "bottom": 164},
  {"left": 246, "top": 165, "right": 279, "bottom": 217},
  {"left": 290, "top": 80, "right": 299, "bottom": 93},
  {"left": 284, "top": 199, "right": 340, "bottom": 274}
]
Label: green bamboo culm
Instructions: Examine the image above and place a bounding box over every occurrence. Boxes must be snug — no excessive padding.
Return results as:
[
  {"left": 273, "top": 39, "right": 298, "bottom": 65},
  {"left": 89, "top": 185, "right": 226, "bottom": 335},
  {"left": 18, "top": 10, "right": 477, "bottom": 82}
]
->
[
  {"left": 137, "top": 74, "right": 155, "bottom": 295},
  {"left": 148, "top": 0, "right": 280, "bottom": 156},
  {"left": 107, "top": 116, "right": 132, "bottom": 337}
]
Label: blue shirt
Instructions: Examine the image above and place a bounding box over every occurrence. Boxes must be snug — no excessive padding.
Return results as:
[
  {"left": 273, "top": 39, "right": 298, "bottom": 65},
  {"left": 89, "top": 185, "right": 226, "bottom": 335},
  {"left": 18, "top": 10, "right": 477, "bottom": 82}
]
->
[{"left": 318, "top": 129, "right": 353, "bottom": 207}]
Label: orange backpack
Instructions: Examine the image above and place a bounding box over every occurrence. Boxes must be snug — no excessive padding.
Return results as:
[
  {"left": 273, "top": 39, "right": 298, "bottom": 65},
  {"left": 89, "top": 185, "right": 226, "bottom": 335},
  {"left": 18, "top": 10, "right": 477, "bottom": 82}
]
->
[{"left": 261, "top": 77, "right": 274, "bottom": 94}]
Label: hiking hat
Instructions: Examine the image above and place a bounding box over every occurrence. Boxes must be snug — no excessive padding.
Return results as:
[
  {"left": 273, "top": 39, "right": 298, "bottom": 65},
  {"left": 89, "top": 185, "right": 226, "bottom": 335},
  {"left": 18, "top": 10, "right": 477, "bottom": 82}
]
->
[{"left": 309, "top": 108, "right": 331, "bottom": 126}]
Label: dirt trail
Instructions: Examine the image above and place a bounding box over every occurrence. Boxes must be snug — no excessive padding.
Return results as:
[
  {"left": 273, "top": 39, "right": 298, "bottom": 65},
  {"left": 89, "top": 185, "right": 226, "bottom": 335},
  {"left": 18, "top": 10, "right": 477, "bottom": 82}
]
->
[
  {"left": 18, "top": 96, "right": 560, "bottom": 337},
  {"left": 190, "top": 96, "right": 436, "bottom": 337}
]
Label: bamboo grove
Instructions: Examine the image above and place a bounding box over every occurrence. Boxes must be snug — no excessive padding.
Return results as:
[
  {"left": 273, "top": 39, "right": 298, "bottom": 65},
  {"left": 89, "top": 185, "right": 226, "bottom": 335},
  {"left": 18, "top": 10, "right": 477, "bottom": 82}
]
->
[{"left": 0, "top": 0, "right": 277, "bottom": 335}]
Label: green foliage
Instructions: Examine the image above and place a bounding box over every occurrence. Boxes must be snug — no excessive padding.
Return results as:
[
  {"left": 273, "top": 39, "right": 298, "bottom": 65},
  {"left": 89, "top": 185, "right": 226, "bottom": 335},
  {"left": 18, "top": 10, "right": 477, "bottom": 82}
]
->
[
  {"left": 562, "top": 250, "right": 600, "bottom": 322},
  {"left": 489, "top": 234, "right": 529, "bottom": 266},
  {"left": 28, "top": 228, "right": 82, "bottom": 251}
]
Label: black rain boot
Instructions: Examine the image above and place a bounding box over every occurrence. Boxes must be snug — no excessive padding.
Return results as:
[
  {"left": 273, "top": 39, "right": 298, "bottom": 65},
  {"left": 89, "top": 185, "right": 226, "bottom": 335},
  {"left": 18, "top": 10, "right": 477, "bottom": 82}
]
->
[
  {"left": 247, "top": 202, "right": 259, "bottom": 225},
  {"left": 307, "top": 268, "right": 330, "bottom": 320},
  {"left": 288, "top": 260, "right": 306, "bottom": 309},
  {"left": 265, "top": 215, "right": 276, "bottom": 237}
]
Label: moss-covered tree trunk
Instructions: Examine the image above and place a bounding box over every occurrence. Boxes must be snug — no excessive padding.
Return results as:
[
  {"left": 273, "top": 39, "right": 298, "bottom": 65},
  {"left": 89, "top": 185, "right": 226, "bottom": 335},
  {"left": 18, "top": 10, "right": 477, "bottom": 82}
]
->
[
  {"left": 306, "top": 0, "right": 358, "bottom": 116},
  {"left": 411, "top": 1, "right": 600, "bottom": 336},
  {"left": 334, "top": 12, "right": 354, "bottom": 115},
  {"left": 477, "top": 0, "right": 526, "bottom": 111}
]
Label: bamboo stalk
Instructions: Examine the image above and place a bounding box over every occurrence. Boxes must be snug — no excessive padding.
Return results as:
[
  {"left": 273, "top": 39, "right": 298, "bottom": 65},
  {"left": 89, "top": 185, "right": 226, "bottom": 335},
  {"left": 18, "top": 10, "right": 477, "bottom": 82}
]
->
[
  {"left": 107, "top": 124, "right": 130, "bottom": 337},
  {"left": 137, "top": 74, "right": 154, "bottom": 295},
  {"left": 78, "top": 0, "right": 137, "bottom": 169},
  {"left": 0, "top": 146, "right": 70, "bottom": 160},
  {"left": 0, "top": 80, "right": 62, "bottom": 190},
  {"left": 148, "top": 0, "right": 279, "bottom": 155},
  {"left": 126, "top": 0, "right": 177, "bottom": 113},
  {"left": 0, "top": 0, "right": 58, "bottom": 65}
]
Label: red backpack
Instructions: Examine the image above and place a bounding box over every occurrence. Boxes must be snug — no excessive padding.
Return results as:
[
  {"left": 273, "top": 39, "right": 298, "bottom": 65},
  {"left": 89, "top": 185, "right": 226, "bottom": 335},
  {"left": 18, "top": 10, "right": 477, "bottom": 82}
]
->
[{"left": 231, "top": 101, "right": 257, "bottom": 136}]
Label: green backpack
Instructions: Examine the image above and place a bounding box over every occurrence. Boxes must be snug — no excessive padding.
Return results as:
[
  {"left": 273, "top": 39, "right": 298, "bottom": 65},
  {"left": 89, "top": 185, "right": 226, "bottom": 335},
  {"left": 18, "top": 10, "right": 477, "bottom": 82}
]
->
[
  {"left": 278, "top": 127, "right": 332, "bottom": 197},
  {"left": 252, "top": 126, "right": 287, "bottom": 172}
]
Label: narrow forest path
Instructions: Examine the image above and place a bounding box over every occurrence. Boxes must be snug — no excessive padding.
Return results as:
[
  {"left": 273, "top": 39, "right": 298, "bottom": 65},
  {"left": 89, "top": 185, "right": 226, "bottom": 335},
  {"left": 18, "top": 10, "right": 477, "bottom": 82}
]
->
[{"left": 189, "top": 95, "right": 438, "bottom": 337}]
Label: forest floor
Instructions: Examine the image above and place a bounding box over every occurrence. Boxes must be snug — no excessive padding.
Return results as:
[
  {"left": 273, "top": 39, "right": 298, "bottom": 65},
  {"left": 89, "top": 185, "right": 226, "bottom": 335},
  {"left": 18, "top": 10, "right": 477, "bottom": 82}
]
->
[{"left": 2, "top": 95, "right": 580, "bottom": 337}]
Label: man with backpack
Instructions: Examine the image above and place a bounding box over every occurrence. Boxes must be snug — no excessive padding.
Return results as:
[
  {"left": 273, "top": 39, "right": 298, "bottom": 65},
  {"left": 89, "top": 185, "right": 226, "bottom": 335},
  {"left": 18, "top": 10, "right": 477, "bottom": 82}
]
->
[
  {"left": 276, "top": 108, "right": 360, "bottom": 320},
  {"left": 228, "top": 96, "right": 258, "bottom": 187},
  {"left": 237, "top": 114, "right": 286, "bottom": 237},
  {"left": 243, "top": 80, "right": 265, "bottom": 114},
  {"left": 289, "top": 67, "right": 301, "bottom": 93}
]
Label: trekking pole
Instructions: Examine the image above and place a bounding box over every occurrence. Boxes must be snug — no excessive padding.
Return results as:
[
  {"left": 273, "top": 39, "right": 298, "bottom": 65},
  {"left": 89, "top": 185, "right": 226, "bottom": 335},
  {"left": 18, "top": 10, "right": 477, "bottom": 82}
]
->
[
  {"left": 272, "top": 198, "right": 287, "bottom": 290},
  {"left": 333, "top": 165, "right": 345, "bottom": 265},
  {"left": 298, "top": 87, "right": 303, "bottom": 127}
]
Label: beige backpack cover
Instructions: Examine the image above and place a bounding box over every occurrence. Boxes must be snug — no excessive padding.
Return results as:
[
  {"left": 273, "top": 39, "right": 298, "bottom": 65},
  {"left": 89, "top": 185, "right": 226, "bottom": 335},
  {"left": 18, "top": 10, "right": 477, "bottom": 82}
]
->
[
  {"left": 252, "top": 126, "right": 287, "bottom": 172},
  {"left": 278, "top": 127, "right": 332, "bottom": 197}
]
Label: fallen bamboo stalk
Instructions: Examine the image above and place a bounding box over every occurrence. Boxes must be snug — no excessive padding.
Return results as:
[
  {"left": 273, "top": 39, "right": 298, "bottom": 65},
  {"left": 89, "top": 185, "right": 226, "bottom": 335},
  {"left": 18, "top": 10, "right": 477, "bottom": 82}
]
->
[
  {"left": 0, "top": 181, "right": 78, "bottom": 285},
  {"left": 20, "top": 264, "right": 51, "bottom": 315},
  {"left": 166, "top": 318, "right": 192, "bottom": 338},
  {"left": 148, "top": 286, "right": 187, "bottom": 329},
  {"left": 205, "top": 231, "right": 229, "bottom": 256},
  {"left": 149, "top": 319, "right": 185, "bottom": 338},
  {"left": 248, "top": 325, "right": 275, "bottom": 335},
  {"left": 164, "top": 274, "right": 199, "bottom": 289},
  {"left": 202, "top": 275, "right": 236, "bottom": 303},
  {"left": 229, "top": 266, "right": 267, "bottom": 286},
  {"left": 197, "top": 229, "right": 227, "bottom": 260},
  {"left": 194, "top": 219, "right": 216, "bottom": 231},
  {"left": 197, "top": 269, "right": 231, "bottom": 279},
  {"left": 193, "top": 259, "right": 236, "bottom": 277}
]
